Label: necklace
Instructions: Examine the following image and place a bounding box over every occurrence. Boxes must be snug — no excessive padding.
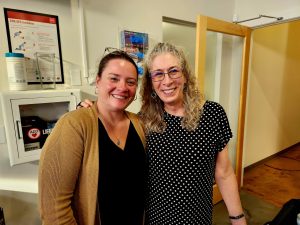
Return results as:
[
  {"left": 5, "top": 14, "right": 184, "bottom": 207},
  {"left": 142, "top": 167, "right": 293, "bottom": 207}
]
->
[
  {"left": 98, "top": 110, "right": 128, "bottom": 148},
  {"left": 116, "top": 138, "right": 121, "bottom": 145}
]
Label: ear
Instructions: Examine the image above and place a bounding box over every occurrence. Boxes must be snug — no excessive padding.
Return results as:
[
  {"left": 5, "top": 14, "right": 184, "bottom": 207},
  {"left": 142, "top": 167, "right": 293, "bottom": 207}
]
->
[{"left": 95, "top": 75, "right": 101, "bottom": 86}]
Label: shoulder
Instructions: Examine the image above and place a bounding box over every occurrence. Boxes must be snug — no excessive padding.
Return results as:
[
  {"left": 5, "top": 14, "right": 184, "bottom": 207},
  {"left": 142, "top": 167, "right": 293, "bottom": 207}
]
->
[
  {"left": 125, "top": 111, "right": 139, "bottom": 120},
  {"left": 56, "top": 106, "right": 97, "bottom": 129},
  {"left": 125, "top": 111, "right": 142, "bottom": 126},
  {"left": 202, "top": 101, "right": 228, "bottom": 119},
  {"left": 203, "top": 100, "right": 225, "bottom": 112}
]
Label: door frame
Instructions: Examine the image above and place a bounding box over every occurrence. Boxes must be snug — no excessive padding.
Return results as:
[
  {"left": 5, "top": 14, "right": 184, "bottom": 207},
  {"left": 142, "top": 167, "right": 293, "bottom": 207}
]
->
[{"left": 195, "top": 15, "right": 251, "bottom": 204}]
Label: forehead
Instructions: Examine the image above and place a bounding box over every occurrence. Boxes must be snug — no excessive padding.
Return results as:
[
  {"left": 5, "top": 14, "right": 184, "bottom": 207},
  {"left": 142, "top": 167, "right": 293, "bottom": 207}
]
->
[
  {"left": 151, "top": 53, "right": 180, "bottom": 70},
  {"left": 104, "top": 58, "right": 137, "bottom": 77}
]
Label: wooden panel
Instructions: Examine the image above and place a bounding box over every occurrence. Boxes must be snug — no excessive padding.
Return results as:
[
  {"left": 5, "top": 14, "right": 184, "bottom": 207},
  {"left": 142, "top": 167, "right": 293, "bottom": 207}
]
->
[
  {"left": 195, "top": 16, "right": 207, "bottom": 93},
  {"left": 235, "top": 28, "right": 251, "bottom": 186},
  {"left": 206, "top": 16, "right": 249, "bottom": 36}
]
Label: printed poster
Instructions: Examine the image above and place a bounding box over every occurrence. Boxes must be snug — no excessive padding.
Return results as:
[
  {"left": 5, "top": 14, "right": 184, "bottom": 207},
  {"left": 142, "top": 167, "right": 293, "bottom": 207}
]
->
[
  {"left": 4, "top": 8, "right": 64, "bottom": 84},
  {"left": 120, "top": 30, "right": 148, "bottom": 76}
]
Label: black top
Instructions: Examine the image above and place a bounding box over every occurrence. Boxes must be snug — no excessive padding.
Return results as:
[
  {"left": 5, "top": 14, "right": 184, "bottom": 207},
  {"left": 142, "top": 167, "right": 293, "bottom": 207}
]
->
[
  {"left": 98, "top": 119, "right": 146, "bottom": 225},
  {"left": 145, "top": 101, "right": 232, "bottom": 225}
]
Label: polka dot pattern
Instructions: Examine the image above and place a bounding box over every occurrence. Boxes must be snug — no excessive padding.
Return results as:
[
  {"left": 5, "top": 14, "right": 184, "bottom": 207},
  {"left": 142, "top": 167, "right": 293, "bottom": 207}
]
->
[{"left": 145, "top": 101, "right": 232, "bottom": 225}]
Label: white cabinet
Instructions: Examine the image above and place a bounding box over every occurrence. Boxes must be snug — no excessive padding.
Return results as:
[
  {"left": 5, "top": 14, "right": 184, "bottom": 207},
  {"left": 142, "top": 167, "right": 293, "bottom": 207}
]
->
[{"left": 1, "top": 89, "right": 81, "bottom": 166}]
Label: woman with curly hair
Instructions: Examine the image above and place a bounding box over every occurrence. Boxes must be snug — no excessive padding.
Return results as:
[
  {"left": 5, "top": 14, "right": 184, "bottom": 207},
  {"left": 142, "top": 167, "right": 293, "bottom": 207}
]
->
[{"left": 139, "top": 42, "right": 246, "bottom": 225}]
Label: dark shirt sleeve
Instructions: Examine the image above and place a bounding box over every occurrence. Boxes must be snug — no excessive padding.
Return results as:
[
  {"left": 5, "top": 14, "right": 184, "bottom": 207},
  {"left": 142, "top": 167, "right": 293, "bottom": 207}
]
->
[{"left": 215, "top": 104, "right": 233, "bottom": 152}]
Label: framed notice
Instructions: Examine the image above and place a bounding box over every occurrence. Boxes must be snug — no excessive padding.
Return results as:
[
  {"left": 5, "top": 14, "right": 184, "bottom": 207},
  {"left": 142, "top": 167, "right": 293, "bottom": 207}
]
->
[
  {"left": 120, "top": 30, "right": 148, "bottom": 76},
  {"left": 4, "top": 8, "right": 64, "bottom": 84}
]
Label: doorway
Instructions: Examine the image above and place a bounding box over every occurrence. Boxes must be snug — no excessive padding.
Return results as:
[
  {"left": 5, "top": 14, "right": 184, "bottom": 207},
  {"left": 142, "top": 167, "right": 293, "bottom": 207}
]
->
[{"left": 162, "top": 17, "right": 196, "bottom": 75}]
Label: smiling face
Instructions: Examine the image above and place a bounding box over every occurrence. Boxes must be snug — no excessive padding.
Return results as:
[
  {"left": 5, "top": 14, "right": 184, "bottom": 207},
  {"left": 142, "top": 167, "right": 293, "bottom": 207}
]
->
[
  {"left": 150, "top": 53, "right": 186, "bottom": 111},
  {"left": 96, "top": 58, "right": 138, "bottom": 112}
]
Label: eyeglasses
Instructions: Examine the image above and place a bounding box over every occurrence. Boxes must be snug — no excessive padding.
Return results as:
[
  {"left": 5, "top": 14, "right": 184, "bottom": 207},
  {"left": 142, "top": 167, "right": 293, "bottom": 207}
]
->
[
  {"left": 150, "top": 67, "right": 182, "bottom": 82},
  {"left": 103, "top": 47, "right": 123, "bottom": 55},
  {"left": 103, "top": 47, "right": 138, "bottom": 59}
]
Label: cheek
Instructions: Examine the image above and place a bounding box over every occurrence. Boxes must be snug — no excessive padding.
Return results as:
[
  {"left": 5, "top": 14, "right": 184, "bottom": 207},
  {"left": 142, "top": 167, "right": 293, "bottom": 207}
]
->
[
  {"left": 151, "top": 82, "right": 160, "bottom": 92},
  {"left": 106, "top": 84, "right": 115, "bottom": 92},
  {"left": 128, "top": 86, "right": 137, "bottom": 96}
]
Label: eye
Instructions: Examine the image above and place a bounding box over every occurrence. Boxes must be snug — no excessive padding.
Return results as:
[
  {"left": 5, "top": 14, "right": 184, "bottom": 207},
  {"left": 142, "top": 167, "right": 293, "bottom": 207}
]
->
[
  {"left": 168, "top": 68, "right": 180, "bottom": 75},
  {"left": 109, "top": 76, "right": 119, "bottom": 82},
  {"left": 151, "top": 71, "right": 164, "bottom": 77},
  {"left": 127, "top": 79, "right": 137, "bottom": 86}
]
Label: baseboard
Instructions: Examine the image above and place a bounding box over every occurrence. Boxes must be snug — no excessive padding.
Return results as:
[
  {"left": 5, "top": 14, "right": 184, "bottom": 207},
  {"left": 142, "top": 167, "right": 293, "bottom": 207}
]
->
[{"left": 244, "top": 141, "right": 300, "bottom": 172}]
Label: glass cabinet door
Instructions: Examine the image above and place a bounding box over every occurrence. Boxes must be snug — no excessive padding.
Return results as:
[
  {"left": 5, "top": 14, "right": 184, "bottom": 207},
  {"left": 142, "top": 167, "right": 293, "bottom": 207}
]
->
[
  {"left": 11, "top": 96, "right": 76, "bottom": 159},
  {"left": 1, "top": 89, "right": 80, "bottom": 166}
]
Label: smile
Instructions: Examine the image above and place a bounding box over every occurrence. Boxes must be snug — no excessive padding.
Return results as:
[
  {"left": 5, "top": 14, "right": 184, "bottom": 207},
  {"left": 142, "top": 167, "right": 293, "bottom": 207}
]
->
[
  {"left": 162, "top": 88, "right": 176, "bottom": 95},
  {"left": 112, "top": 94, "right": 127, "bottom": 99}
]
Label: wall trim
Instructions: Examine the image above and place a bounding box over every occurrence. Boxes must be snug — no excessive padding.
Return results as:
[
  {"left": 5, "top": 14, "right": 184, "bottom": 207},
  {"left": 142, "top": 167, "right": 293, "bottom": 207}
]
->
[{"left": 244, "top": 142, "right": 300, "bottom": 171}]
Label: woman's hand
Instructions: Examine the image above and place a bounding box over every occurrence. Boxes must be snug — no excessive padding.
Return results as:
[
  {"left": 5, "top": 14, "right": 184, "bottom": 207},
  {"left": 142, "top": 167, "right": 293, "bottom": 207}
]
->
[{"left": 76, "top": 99, "right": 94, "bottom": 109}]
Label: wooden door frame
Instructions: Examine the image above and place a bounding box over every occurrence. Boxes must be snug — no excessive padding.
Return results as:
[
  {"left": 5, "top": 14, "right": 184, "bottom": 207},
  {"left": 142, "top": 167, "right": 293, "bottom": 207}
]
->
[{"left": 195, "top": 15, "right": 251, "bottom": 204}]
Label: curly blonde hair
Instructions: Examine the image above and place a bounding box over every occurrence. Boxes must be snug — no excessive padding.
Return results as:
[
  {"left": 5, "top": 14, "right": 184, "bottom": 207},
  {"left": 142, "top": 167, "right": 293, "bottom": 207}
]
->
[{"left": 139, "top": 42, "right": 204, "bottom": 133}]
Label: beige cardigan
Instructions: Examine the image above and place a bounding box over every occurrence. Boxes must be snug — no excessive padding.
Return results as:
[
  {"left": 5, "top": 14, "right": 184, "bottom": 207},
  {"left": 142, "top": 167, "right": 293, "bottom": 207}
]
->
[{"left": 38, "top": 103, "right": 145, "bottom": 225}]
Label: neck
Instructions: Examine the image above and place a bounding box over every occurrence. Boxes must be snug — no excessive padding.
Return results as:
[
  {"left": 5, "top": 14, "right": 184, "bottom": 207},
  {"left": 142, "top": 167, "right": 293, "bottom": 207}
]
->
[
  {"left": 164, "top": 103, "right": 185, "bottom": 117},
  {"left": 96, "top": 101, "right": 127, "bottom": 124}
]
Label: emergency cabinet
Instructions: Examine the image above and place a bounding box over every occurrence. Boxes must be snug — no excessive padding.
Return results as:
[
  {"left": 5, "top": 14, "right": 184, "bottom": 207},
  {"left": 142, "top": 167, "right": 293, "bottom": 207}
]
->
[{"left": 1, "top": 89, "right": 81, "bottom": 166}]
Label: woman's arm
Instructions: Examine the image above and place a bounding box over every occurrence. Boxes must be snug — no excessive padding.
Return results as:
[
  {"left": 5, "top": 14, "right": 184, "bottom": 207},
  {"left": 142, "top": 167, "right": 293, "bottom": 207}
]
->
[{"left": 214, "top": 146, "right": 247, "bottom": 225}]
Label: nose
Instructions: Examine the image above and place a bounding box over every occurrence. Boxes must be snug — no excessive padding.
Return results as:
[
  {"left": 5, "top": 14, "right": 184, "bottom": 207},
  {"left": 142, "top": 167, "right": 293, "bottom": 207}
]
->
[
  {"left": 162, "top": 73, "right": 173, "bottom": 84},
  {"left": 117, "top": 79, "right": 128, "bottom": 90}
]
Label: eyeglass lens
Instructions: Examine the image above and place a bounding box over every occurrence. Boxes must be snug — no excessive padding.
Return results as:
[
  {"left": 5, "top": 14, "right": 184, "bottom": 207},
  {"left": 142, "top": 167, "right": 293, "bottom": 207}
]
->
[{"left": 150, "top": 68, "right": 182, "bottom": 81}]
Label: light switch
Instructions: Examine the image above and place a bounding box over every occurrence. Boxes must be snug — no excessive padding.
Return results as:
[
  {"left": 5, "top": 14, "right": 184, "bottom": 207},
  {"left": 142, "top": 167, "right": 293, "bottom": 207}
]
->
[{"left": 0, "top": 126, "right": 6, "bottom": 144}]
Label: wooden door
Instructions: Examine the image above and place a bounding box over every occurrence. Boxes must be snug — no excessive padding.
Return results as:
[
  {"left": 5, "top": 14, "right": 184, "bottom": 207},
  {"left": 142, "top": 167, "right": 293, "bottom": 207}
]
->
[{"left": 195, "top": 15, "right": 251, "bottom": 204}]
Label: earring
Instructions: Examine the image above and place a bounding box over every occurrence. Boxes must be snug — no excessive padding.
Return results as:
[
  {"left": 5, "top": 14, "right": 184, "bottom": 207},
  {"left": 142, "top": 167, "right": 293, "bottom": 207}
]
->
[
  {"left": 95, "top": 86, "right": 98, "bottom": 94},
  {"left": 133, "top": 95, "right": 137, "bottom": 101},
  {"left": 183, "top": 83, "right": 188, "bottom": 93},
  {"left": 151, "top": 91, "right": 157, "bottom": 99}
]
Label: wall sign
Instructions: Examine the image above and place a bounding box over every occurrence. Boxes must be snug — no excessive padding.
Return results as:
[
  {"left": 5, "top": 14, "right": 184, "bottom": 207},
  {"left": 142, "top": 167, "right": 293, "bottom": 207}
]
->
[
  {"left": 4, "top": 8, "right": 64, "bottom": 84},
  {"left": 120, "top": 30, "right": 148, "bottom": 76}
]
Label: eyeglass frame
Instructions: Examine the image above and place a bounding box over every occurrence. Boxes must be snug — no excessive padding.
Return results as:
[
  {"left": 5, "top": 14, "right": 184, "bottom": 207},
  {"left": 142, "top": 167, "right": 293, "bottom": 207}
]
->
[
  {"left": 103, "top": 47, "right": 138, "bottom": 59},
  {"left": 149, "top": 67, "right": 183, "bottom": 82},
  {"left": 103, "top": 47, "right": 124, "bottom": 55}
]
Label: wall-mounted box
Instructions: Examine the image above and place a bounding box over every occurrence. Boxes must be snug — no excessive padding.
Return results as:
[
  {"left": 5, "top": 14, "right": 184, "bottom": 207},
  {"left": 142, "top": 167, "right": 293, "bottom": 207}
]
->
[{"left": 0, "top": 89, "right": 81, "bottom": 166}]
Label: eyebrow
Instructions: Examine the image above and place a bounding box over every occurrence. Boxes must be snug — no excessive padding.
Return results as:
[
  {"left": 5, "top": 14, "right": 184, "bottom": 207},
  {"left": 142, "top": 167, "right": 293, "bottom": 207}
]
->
[
  {"left": 152, "top": 66, "right": 179, "bottom": 71},
  {"left": 108, "top": 73, "right": 137, "bottom": 80}
]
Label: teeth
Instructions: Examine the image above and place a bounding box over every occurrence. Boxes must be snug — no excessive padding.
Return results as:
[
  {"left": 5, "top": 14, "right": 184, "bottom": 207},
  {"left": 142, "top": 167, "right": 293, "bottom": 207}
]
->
[
  {"left": 163, "top": 89, "right": 174, "bottom": 94},
  {"left": 112, "top": 95, "right": 126, "bottom": 99}
]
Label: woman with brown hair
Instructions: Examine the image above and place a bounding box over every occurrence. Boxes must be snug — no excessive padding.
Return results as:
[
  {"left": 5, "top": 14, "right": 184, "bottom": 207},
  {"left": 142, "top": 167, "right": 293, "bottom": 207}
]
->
[{"left": 39, "top": 50, "right": 146, "bottom": 225}]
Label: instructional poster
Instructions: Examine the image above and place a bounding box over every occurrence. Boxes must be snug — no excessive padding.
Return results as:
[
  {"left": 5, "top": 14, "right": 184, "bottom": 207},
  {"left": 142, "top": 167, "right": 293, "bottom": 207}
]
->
[{"left": 4, "top": 8, "right": 64, "bottom": 84}]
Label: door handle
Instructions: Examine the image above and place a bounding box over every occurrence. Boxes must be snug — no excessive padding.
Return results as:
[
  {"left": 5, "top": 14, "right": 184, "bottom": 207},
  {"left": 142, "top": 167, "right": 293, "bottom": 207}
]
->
[{"left": 16, "top": 120, "right": 23, "bottom": 139}]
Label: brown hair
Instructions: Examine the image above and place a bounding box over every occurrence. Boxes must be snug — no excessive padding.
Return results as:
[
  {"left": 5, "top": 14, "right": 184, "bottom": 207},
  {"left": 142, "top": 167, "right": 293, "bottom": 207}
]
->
[{"left": 97, "top": 50, "right": 138, "bottom": 77}]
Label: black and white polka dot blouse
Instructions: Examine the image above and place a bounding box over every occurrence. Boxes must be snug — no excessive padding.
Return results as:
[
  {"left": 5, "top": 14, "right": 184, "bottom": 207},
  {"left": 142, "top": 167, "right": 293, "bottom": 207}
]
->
[{"left": 145, "top": 101, "right": 232, "bottom": 225}]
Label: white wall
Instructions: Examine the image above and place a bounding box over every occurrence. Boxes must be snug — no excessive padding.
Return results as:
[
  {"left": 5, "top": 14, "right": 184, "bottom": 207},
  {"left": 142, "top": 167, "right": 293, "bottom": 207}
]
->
[
  {"left": 243, "top": 21, "right": 300, "bottom": 167},
  {"left": 234, "top": 0, "right": 300, "bottom": 26},
  {"left": 234, "top": 0, "right": 300, "bottom": 168},
  {"left": 83, "top": 0, "right": 235, "bottom": 70}
]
